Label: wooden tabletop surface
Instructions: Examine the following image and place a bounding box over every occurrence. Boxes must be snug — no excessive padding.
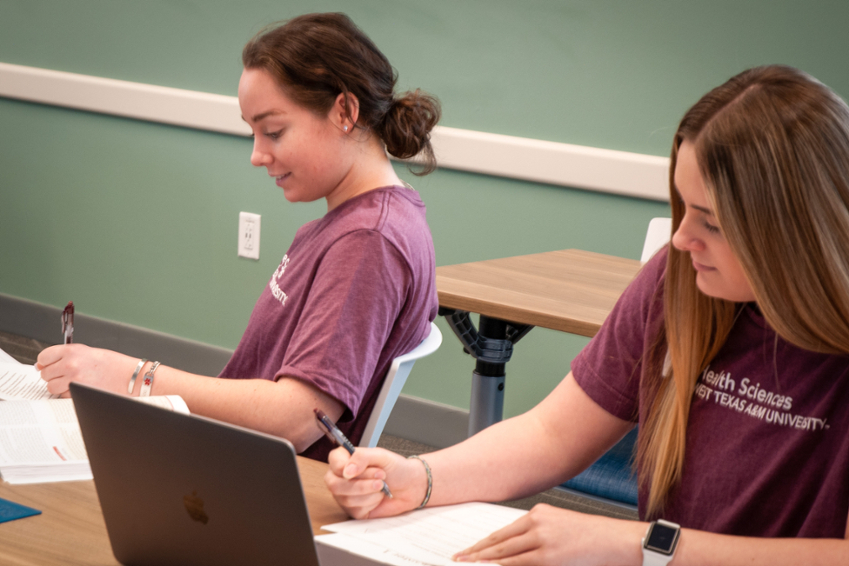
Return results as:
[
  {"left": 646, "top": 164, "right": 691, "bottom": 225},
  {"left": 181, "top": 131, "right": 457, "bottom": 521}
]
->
[
  {"left": 436, "top": 249, "right": 642, "bottom": 337},
  {"left": 0, "top": 457, "right": 348, "bottom": 566}
]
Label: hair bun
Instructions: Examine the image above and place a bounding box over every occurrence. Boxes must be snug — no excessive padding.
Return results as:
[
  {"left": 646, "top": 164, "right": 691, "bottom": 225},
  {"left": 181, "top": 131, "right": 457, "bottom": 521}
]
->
[
  {"left": 243, "top": 13, "right": 441, "bottom": 176},
  {"left": 379, "top": 90, "right": 441, "bottom": 175}
]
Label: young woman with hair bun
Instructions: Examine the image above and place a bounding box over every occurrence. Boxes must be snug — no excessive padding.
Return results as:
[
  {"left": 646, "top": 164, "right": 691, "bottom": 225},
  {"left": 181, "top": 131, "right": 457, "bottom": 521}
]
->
[
  {"left": 326, "top": 65, "right": 849, "bottom": 564},
  {"left": 37, "top": 12, "right": 440, "bottom": 462}
]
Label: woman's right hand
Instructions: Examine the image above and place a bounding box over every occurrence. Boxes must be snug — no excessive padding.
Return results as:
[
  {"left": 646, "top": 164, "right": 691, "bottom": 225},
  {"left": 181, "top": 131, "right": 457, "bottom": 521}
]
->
[
  {"left": 325, "top": 446, "right": 429, "bottom": 519},
  {"left": 36, "top": 344, "right": 141, "bottom": 398}
]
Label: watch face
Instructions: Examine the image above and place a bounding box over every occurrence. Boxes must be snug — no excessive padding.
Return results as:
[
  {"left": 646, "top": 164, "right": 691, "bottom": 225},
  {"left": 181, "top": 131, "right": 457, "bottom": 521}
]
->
[{"left": 645, "top": 522, "right": 679, "bottom": 555}]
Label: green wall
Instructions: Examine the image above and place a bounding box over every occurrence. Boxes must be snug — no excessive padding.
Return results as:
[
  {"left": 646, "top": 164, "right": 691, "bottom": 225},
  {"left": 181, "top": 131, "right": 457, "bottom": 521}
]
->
[{"left": 1, "top": 1, "right": 847, "bottom": 418}]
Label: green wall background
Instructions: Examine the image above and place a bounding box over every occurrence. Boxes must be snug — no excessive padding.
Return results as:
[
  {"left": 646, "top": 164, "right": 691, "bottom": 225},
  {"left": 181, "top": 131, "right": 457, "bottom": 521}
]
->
[{"left": 1, "top": 1, "right": 847, "bottom": 418}]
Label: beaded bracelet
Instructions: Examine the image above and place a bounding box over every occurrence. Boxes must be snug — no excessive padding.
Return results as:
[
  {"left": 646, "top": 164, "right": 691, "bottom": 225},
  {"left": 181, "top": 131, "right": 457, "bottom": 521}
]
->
[
  {"left": 127, "top": 358, "right": 148, "bottom": 394},
  {"left": 139, "top": 361, "right": 160, "bottom": 397},
  {"left": 407, "top": 455, "right": 432, "bottom": 509}
]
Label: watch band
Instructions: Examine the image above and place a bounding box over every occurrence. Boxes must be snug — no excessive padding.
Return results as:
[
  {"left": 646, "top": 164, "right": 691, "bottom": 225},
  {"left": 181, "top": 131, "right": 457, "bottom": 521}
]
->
[{"left": 642, "top": 519, "right": 680, "bottom": 566}]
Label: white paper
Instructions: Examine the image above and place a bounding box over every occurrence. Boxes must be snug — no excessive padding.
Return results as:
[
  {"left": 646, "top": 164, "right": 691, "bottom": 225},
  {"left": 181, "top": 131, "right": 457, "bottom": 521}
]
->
[
  {"left": 135, "top": 394, "right": 191, "bottom": 414},
  {"left": 0, "top": 398, "right": 93, "bottom": 483},
  {"left": 0, "top": 362, "right": 56, "bottom": 401},
  {"left": 0, "top": 345, "right": 19, "bottom": 365},
  {"left": 0, "top": 392, "right": 189, "bottom": 484},
  {"left": 319, "top": 502, "right": 527, "bottom": 566}
]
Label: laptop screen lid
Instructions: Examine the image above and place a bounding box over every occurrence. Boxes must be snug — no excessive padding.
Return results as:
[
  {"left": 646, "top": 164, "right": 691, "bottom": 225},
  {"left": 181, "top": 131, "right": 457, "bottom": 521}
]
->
[{"left": 70, "top": 383, "right": 321, "bottom": 566}]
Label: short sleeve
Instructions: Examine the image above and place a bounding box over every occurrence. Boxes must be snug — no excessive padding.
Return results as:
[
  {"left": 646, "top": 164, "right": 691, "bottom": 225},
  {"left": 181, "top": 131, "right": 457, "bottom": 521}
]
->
[
  {"left": 571, "top": 249, "right": 667, "bottom": 422},
  {"left": 278, "top": 229, "right": 411, "bottom": 419}
]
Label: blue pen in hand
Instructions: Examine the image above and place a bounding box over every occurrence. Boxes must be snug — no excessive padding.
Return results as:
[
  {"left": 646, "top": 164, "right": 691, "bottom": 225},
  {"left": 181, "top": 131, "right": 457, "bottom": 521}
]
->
[{"left": 315, "top": 408, "right": 393, "bottom": 499}]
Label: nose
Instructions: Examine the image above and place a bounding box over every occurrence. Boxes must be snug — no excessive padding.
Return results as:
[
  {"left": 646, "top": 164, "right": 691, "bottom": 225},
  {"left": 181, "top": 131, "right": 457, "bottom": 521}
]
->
[
  {"left": 671, "top": 212, "right": 705, "bottom": 252},
  {"left": 250, "top": 139, "right": 272, "bottom": 168}
]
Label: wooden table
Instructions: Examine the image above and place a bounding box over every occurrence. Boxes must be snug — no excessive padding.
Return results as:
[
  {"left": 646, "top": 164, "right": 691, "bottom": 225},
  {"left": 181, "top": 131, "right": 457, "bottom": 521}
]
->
[
  {"left": 0, "top": 457, "right": 348, "bottom": 566},
  {"left": 436, "top": 249, "right": 642, "bottom": 434}
]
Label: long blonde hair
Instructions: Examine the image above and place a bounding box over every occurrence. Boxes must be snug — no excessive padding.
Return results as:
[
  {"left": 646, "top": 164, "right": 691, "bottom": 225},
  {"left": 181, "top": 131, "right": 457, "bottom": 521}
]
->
[{"left": 639, "top": 65, "right": 849, "bottom": 516}]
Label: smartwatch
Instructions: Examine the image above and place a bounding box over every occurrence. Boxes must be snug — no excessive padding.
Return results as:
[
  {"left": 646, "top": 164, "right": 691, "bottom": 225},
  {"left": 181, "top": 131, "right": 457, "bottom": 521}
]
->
[{"left": 641, "top": 519, "right": 680, "bottom": 566}]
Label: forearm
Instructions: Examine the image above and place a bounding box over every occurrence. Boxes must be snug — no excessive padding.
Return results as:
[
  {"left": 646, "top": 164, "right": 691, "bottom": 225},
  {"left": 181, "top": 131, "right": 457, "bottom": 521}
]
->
[
  {"left": 455, "top": 505, "right": 848, "bottom": 565},
  {"left": 422, "top": 412, "right": 573, "bottom": 506},
  {"left": 672, "top": 529, "right": 849, "bottom": 566},
  {"left": 142, "top": 364, "right": 342, "bottom": 452},
  {"left": 423, "top": 373, "right": 632, "bottom": 506},
  {"left": 605, "top": 522, "right": 849, "bottom": 566},
  {"left": 38, "top": 344, "right": 343, "bottom": 453}
]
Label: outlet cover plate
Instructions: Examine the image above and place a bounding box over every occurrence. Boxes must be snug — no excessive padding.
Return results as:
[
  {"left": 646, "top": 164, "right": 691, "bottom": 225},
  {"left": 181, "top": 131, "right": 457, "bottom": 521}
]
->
[{"left": 238, "top": 212, "right": 261, "bottom": 260}]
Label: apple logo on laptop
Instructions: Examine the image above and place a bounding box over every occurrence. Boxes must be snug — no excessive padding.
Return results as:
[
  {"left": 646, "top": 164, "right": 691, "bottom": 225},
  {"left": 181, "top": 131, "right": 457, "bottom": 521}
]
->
[{"left": 183, "top": 491, "right": 209, "bottom": 524}]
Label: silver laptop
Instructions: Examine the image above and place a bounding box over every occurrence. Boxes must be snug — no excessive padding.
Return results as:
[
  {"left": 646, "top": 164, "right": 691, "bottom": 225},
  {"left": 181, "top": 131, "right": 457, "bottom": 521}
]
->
[{"left": 70, "top": 382, "right": 321, "bottom": 566}]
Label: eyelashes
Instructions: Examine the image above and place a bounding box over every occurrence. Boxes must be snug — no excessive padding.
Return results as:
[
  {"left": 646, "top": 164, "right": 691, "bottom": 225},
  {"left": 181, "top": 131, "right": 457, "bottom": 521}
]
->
[
  {"left": 248, "top": 129, "right": 284, "bottom": 140},
  {"left": 676, "top": 195, "right": 721, "bottom": 235},
  {"left": 703, "top": 220, "right": 721, "bottom": 234}
]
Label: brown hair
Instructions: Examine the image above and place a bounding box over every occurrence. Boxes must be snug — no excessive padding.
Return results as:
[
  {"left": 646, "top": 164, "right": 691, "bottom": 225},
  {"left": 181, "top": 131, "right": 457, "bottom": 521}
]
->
[
  {"left": 242, "top": 12, "right": 441, "bottom": 175},
  {"left": 639, "top": 65, "right": 849, "bottom": 516}
]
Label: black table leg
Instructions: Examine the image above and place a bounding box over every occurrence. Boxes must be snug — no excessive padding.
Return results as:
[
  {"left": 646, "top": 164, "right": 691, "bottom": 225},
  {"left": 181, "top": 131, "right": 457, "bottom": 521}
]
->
[{"left": 439, "top": 308, "right": 533, "bottom": 437}]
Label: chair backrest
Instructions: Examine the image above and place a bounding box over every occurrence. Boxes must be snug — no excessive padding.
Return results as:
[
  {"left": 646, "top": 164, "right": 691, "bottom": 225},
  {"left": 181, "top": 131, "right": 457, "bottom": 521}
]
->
[
  {"left": 640, "top": 217, "right": 672, "bottom": 263},
  {"left": 359, "top": 322, "right": 443, "bottom": 448}
]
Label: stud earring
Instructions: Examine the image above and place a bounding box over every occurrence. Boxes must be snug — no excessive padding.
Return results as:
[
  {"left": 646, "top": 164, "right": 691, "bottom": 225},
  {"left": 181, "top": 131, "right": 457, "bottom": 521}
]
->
[{"left": 343, "top": 125, "right": 348, "bottom": 132}]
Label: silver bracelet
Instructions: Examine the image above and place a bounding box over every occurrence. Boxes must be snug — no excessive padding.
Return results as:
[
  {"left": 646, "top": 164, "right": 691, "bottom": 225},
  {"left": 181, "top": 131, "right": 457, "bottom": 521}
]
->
[
  {"left": 139, "top": 361, "right": 160, "bottom": 397},
  {"left": 408, "top": 455, "right": 432, "bottom": 509},
  {"left": 128, "top": 358, "right": 148, "bottom": 394}
]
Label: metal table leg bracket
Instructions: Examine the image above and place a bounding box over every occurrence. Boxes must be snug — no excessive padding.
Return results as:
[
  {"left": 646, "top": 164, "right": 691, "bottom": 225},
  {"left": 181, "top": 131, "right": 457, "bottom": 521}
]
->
[{"left": 438, "top": 308, "right": 533, "bottom": 436}]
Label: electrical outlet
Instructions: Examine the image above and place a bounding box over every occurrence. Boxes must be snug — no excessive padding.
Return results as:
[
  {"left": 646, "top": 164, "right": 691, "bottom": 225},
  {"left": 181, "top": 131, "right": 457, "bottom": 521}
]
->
[{"left": 238, "top": 212, "right": 261, "bottom": 260}]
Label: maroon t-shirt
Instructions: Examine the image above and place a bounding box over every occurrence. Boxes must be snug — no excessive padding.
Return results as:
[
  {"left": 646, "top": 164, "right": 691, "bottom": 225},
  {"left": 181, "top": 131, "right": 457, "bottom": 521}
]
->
[
  {"left": 573, "top": 248, "right": 849, "bottom": 538},
  {"left": 219, "top": 186, "right": 438, "bottom": 461}
]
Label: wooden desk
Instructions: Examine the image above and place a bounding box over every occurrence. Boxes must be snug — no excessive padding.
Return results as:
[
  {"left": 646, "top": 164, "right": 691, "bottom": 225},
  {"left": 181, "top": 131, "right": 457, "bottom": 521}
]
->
[
  {"left": 0, "top": 457, "right": 348, "bottom": 566},
  {"left": 436, "top": 249, "right": 642, "bottom": 434},
  {"left": 437, "top": 249, "right": 642, "bottom": 337}
]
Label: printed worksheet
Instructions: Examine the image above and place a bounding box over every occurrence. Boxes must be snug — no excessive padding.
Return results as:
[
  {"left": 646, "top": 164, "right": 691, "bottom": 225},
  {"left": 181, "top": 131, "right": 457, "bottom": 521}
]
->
[
  {"left": 0, "top": 345, "right": 18, "bottom": 364},
  {"left": 0, "top": 363, "right": 54, "bottom": 401},
  {"left": 317, "top": 502, "right": 527, "bottom": 565}
]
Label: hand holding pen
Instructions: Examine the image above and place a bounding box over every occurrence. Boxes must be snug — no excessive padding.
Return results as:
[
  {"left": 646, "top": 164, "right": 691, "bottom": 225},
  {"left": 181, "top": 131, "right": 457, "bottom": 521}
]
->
[
  {"left": 62, "top": 301, "right": 74, "bottom": 344},
  {"left": 315, "top": 408, "right": 393, "bottom": 499}
]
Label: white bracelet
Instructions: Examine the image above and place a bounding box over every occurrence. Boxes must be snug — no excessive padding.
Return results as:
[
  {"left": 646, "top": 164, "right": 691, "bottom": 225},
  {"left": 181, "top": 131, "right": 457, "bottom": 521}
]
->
[
  {"left": 139, "top": 361, "right": 160, "bottom": 397},
  {"left": 127, "top": 358, "right": 148, "bottom": 394}
]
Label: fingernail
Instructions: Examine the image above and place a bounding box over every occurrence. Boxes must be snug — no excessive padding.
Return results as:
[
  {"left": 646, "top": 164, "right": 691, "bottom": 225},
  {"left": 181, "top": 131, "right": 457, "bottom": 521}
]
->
[{"left": 343, "top": 463, "right": 358, "bottom": 478}]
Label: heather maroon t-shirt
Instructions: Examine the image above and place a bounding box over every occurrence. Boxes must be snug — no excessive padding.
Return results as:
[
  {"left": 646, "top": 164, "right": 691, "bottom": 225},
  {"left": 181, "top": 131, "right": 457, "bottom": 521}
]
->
[
  {"left": 219, "top": 186, "right": 438, "bottom": 461},
  {"left": 573, "top": 248, "right": 849, "bottom": 538}
]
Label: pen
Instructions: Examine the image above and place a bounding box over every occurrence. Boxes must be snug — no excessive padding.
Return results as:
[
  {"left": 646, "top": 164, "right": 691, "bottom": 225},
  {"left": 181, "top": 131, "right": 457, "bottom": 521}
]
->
[
  {"left": 314, "top": 408, "right": 393, "bottom": 499},
  {"left": 62, "top": 301, "right": 74, "bottom": 344}
]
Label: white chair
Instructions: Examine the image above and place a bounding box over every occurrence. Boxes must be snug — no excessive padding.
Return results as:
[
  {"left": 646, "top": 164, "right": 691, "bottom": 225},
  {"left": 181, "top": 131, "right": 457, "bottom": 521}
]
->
[
  {"left": 359, "top": 321, "right": 443, "bottom": 448},
  {"left": 640, "top": 217, "right": 672, "bottom": 263}
]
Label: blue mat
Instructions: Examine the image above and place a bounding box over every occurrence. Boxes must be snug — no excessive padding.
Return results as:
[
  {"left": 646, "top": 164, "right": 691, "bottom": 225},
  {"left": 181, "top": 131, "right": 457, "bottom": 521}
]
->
[
  {"left": 0, "top": 497, "right": 41, "bottom": 523},
  {"left": 562, "top": 428, "right": 638, "bottom": 506}
]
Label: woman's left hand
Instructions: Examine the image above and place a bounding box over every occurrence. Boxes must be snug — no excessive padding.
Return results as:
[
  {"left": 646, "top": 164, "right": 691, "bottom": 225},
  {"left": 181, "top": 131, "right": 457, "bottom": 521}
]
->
[{"left": 452, "top": 503, "right": 645, "bottom": 565}]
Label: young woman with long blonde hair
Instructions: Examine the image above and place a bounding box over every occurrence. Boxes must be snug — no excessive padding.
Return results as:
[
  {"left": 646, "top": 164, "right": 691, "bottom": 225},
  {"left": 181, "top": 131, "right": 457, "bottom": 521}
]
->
[{"left": 326, "top": 65, "right": 849, "bottom": 564}]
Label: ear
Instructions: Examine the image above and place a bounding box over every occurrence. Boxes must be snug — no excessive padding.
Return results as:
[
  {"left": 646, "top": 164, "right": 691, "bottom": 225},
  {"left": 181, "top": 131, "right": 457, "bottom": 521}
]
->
[{"left": 330, "top": 92, "right": 360, "bottom": 131}]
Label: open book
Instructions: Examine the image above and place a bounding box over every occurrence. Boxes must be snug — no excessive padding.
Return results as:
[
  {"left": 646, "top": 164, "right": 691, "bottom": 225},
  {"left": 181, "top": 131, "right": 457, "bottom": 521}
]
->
[{"left": 0, "top": 359, "right": 188, "bottom": 484}]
